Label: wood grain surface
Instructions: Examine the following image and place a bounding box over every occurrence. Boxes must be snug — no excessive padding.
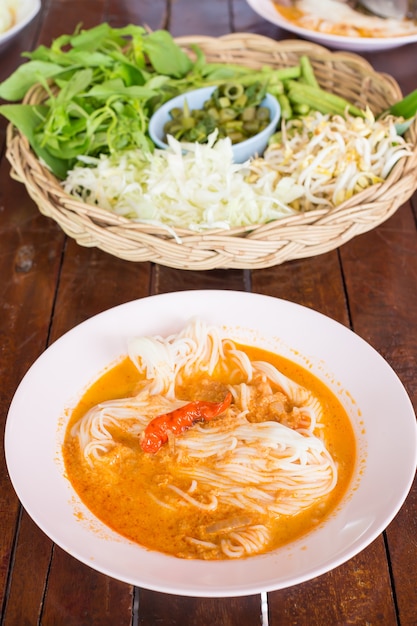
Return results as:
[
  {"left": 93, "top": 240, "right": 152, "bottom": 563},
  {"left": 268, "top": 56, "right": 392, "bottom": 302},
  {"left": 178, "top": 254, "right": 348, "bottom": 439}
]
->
[{"left": 1, "top": 1, "right": 416, "bottom": 624}]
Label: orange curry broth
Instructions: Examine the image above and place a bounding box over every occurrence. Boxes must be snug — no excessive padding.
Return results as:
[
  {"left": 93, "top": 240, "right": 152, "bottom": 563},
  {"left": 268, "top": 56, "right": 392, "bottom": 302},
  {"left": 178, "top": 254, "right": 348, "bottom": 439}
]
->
[
  {"left": 63, "top": 344, "right": 356, "bottom": 559},
  {"left": 274, "top": 4, "right": 381, "bottom": 38}
]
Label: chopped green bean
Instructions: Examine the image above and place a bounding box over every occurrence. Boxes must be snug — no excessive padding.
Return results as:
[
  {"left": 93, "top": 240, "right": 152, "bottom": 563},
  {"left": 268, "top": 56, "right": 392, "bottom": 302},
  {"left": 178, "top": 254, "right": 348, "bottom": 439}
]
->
[
  {"left": 181, "top": 117, "right": 196, "bottom": 130},
  {"left": 218, "top": 96, "right": 231, "bottom": 108},
  {"left": 164, "top": 121, "right": 183, "bottom": 136},
  {"left": 234, "top": 94, "right": 248, "bottom": 108},
  {"left": 207, "top": 107, "right": 220, "bottom": 120},
  {"left": 286, "top": 80, "right": 365, "bottom": 118},
  {"left": 219, "top": 108, "right": 237, "bottom": 123},
  {"left": 222, "top": 83, "right": 244, "bottom": 101},
  {"left": 256, "top": 107, "right": 270, "bottom": 121},
  {"left": 163, "top": 81, "right": 272, "bottom": 145},
  {"left": 241, "top": 107, "right": 256, "bottom": 121},
  {"left": 170, "top": 107, "right": 183, "bottom": 119},
  {"left": 227, "top": 131, "right": 245, "bottom": 143}
]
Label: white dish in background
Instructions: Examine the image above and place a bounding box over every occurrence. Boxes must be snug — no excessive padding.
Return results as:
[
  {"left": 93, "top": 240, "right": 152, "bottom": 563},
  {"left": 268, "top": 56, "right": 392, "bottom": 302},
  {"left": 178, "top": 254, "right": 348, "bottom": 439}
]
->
[
  {"left": 246, "top": 0, "right": 417, "bottom": 51},
  {"left": 0, "top": 0, "right": 40, "bottom": 50},
  {"left": 4, "top": 290, "right": 417, "bottom": 597}
]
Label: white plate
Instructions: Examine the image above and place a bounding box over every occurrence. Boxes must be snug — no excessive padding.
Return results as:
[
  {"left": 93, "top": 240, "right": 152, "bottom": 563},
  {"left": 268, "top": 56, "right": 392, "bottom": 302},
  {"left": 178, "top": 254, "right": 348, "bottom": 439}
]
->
[
  {"left": 246, "top": 0, "right": 417, "bottom": 51},
  {"left": 0, "top": 0, "right": 40, "bottom": 50},
  {"left": 5, "top": 291, "right": 417, "bottom": 597}
]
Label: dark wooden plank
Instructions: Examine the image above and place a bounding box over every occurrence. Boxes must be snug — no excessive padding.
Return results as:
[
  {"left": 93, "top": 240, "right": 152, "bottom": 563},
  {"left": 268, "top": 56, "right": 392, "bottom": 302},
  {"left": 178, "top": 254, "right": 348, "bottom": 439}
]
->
[
  {"left": 37, "top": 0, "right": 108, "bottom": 45},
  {"left": 365, "top": 42, "right": 417, "bottom": 95},
  {"left": 43, "top": 250, "right": 250, "bottom": 626},
  {"left": 49, "top": 239, "right": 152, "bottom": 339},
  {"left": 0, "top": 5, "right": 41, "bottom": 87},
  {"left": 169, "top": 0, "right": 231, "bottom": 37},
  {"left": 2, "top": 2, "right": 416, "bottom": 625},
  {"left": 341, "top": 205, "right": 417, "bottom": 403},
  {"left": 107, "top": 0, "right": 169, "bottom": 30},
  {"left": 0, "top": 173, "right": 64, "bottom": 619},
  {"left": 386, "top": 475, "right": 417, "bottom": 626},
  {"left": 268, "top": 539, "right": 396, "bottom": 625},
  {"left": 133, "top": 4, "right": 260, "bottom": 621},
  {"left": 231, "top": 0, "right": 290, "bottom": 39},
  {"left": 0, "top": 1, "right": 134, "bottom": 624},
  {"left": 246, "top": 34, "right": 417, "bottom": 622},
  {"left": 2, "top": 513, "right": 53, "bottom": 626},
  {"left": 252, "top": 251, "right": 395, "bottom": 626},
  {"left": 34, "top": 245, "right": 151, "bottom": 624},
  {"left": 137, "top": 266, "right": 251, "bottom": 625},
  {"left": 339, "top": 204, "right": 417, "bottom": 625},
  {"left": 251, "top": 250, "right": 349, "bottom": 325},
  {"left": 137, "top": 591, "right": 262, "bottom": 626},
  {"left": 251, "top": 251, "right": 399, "bottom": 623},
  {"left": 151, "top": 266, "right": 249, "bottom": 294},
  {"left": 41, "top": 547, "right": 133, "bottom": 626}
]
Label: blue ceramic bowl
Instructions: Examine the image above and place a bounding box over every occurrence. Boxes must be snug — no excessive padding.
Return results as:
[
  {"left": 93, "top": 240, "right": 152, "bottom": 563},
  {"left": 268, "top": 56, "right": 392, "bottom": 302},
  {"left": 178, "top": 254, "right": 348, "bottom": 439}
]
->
[{"left": 148, "top": 86, "right": 281, "bottom": 163}]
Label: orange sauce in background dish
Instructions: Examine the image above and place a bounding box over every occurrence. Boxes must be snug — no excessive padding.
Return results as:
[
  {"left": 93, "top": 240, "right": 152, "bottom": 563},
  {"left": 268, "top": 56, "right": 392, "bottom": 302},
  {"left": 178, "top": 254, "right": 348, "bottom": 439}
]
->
[
  {"left": 274, "top": 2, "right": 417, "bottom": 38},
  {"left": 63, "top": 345, "right": 356, "bottom": 559}
]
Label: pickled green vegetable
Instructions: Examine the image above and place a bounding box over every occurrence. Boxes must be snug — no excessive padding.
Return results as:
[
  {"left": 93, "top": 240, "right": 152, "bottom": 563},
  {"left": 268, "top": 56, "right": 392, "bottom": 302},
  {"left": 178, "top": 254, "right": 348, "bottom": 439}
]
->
[{"left": 163, "top": 82, "right": 272, "bottom": 145}]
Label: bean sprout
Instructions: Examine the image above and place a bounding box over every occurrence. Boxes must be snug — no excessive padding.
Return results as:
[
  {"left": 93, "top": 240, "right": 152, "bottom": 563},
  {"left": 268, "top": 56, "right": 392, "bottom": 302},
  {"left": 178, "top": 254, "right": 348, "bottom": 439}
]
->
[{"left": 249, "top": 109, "right": 412, "bottom": 210}]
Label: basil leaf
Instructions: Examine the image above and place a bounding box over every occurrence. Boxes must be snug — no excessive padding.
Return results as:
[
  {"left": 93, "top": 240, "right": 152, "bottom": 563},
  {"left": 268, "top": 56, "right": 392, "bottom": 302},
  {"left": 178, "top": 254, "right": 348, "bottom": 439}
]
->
[
  {"left": 55, "top": 68, "right": 93, "bottom": 103},
  {"left": 0, "top": 104, "right": 70, "bottom": 178},
  {"left": 0, "top": 61, "right": 65, "bottom": 101},
  {"left": 143, "top": 31, "right": 193, "bottom": 78},
  {"left": 87, "top": 80, "right": 157, "bottom": 100}
]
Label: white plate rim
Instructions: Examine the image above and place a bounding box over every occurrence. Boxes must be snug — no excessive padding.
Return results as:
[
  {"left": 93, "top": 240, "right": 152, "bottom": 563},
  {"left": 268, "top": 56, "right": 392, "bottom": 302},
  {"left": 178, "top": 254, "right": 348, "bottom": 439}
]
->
[
  {"left": 4, "top": 290, "right": 417, "bottom": 597},
  {"left": 246, "top": 0, "right": 417, "bottom": 51},
  {"left": 0, "top": 0, "right": 41, "bottom": 47}
]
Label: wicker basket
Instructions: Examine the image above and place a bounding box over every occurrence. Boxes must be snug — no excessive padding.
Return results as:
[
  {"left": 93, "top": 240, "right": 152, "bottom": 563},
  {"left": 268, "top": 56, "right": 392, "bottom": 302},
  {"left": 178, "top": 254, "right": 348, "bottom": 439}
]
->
[{"left": 6, "top": 34, "right": 417, "bottom": 270}]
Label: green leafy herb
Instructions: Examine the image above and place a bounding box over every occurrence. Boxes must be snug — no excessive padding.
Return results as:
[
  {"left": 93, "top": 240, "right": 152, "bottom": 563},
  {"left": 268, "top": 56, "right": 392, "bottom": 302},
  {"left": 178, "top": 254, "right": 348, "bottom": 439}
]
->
[
  {"left": 0, "top": 104, "right": 69, "bottom": 178},
  {"left": 142, "top": 30, "right": 193, "bottom": 78},
  {"left": 386, "top": 88, "right": 417, "bottom": 119},
  {"left": 0, "top": 25, "right": 200, "bottom": 177},
  {"left": 0, "top": 22, "right": 388, "bottom": 182},
  {"left": 0, "top": 61, "right": 66, "bottom": 101}
]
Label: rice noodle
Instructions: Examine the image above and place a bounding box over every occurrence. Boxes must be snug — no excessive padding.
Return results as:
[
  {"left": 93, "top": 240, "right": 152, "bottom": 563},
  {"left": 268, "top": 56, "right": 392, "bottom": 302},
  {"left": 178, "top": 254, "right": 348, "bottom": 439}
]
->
[
  {"left": 221, "top": 525, "right": 271, "bottom": 558},
  {"left": 71, "top": 318, "right": 340, "bottom": 559},
  {"left": 166, "top": 484, "right": 218, "bottom": 511},
  {"left": 72, "top": 391, "right": 186, "bottom": 463}
]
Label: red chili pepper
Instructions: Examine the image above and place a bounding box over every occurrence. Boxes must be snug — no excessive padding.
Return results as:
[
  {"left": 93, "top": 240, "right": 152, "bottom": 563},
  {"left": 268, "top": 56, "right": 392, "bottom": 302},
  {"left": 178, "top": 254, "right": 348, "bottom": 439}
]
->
[{"left": 140, "top": 391, "right": 232, "bottom": 454}]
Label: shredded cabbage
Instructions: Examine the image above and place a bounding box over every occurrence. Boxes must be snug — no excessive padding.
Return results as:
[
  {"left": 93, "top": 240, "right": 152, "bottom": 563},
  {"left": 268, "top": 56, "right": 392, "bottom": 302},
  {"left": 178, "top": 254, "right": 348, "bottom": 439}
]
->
[{"left": 63, "top": 132, "right": 302, "bottom": 232}]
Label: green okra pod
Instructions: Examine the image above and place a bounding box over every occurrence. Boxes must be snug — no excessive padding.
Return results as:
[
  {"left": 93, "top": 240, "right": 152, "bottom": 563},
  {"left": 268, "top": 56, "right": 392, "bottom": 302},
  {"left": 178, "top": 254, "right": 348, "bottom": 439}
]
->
[
  {"left": 299, "top": 55, "right": 319, "bottom": 89},
  {"left": 286, "top": 81, "right": 366, "bottom": 118}
]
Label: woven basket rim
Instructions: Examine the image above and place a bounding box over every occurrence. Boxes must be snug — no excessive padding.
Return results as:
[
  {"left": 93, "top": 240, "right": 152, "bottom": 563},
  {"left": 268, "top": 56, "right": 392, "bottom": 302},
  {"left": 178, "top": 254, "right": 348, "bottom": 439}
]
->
[{"left": 5, "top": 33, "right": 417, "bottom": 270}]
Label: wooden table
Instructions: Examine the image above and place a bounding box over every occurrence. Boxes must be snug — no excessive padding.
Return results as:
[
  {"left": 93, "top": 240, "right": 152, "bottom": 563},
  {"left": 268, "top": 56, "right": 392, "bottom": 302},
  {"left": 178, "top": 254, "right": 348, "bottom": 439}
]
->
[{"left": 1, "top": 1, "right": 416, "bottom": 624}]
